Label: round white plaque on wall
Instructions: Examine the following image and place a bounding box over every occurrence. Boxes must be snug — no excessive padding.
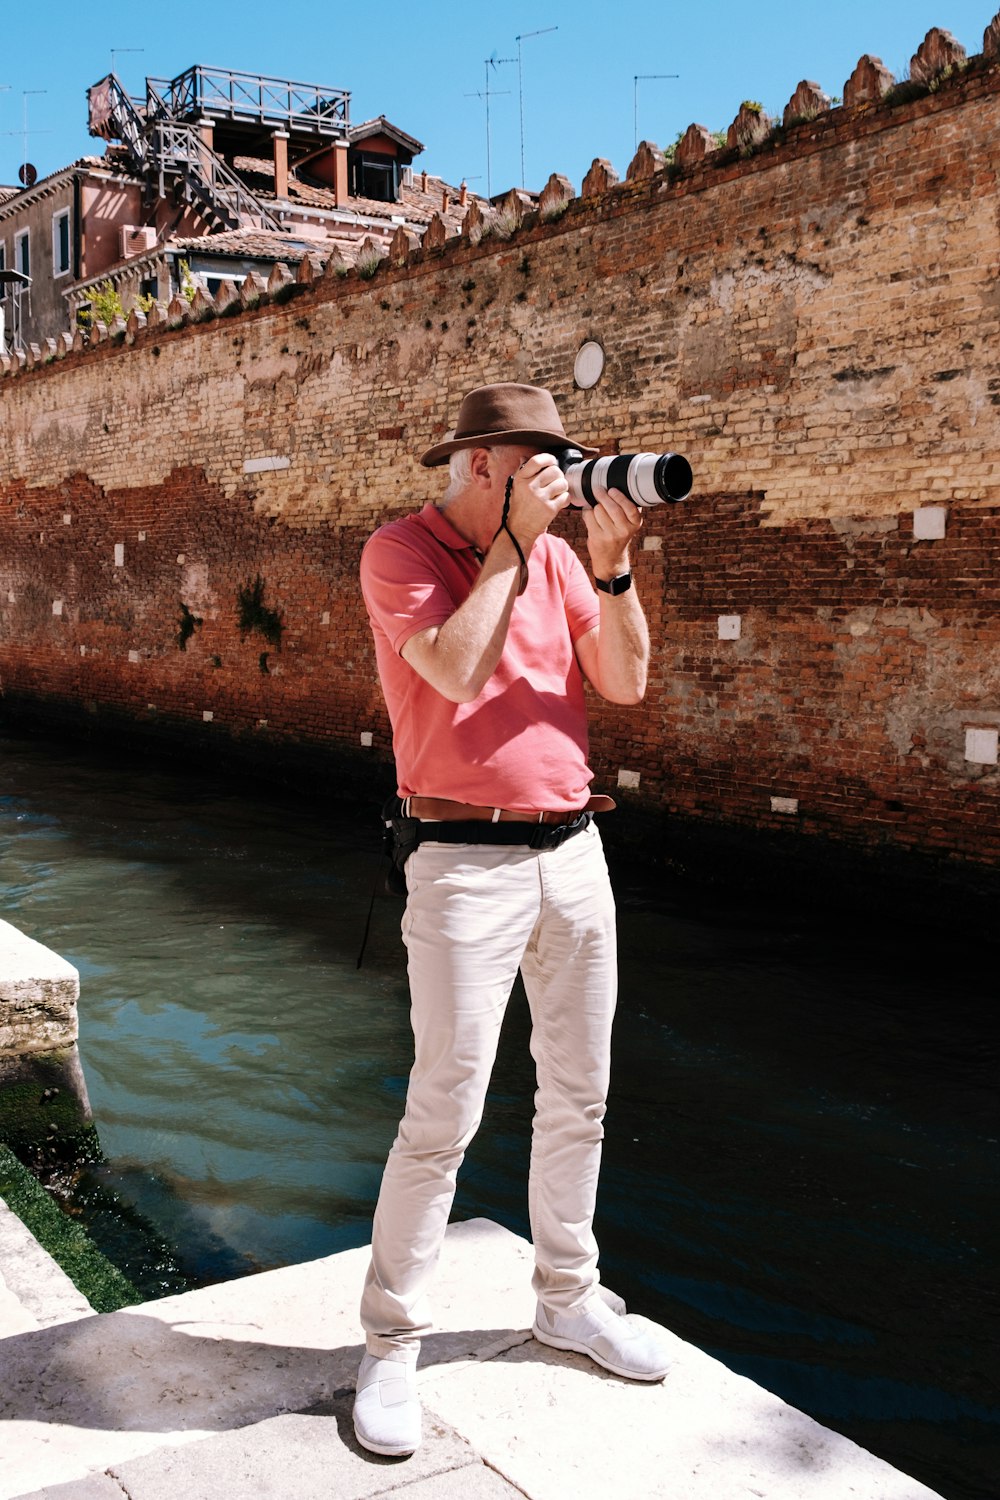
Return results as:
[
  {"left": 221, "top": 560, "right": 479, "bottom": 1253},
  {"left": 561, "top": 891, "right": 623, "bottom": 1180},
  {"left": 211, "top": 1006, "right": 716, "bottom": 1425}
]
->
[{"left": 574, "top": 340, "right": 605, "bottom": 390}]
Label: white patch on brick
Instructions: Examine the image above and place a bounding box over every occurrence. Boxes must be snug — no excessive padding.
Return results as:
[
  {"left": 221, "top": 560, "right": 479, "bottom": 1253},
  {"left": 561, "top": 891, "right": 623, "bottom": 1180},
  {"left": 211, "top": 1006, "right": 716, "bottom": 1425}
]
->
[
  {"left": 965, "top": 727, "right": 999, "bottom": 765},
  {"left": 770, "top": 796, "right": 799, "bottom": 815},
  {"left": 243, "top": 455, "right": 291, "bottom": 474},
  {"left": 202, "top": 710, "right": 214, "bottom": 722},
  {"left": 718, "top": 614, "right": 741, "bottom": 640},
  {"left": 913, "top": 506, "right": 947, "bottom": 540},
  {"left": 360, "top": 731, "right": 373, "bottom": 747},
  {"left": 258, "top": 719, "right": 268, "bottom": 727},
  {"left": 321, "top": 611, "right": 331, "bottom": 625},
  {"left": 642, "top": 536, "right": 662, "bottom": 552},
  {"left": 138, "top": 531, "right": 146, "bottom": 542},
  {"left": 80, "top": 645, "right": 87, "bottom": 657},
  {"left": 128, "top": 650, "right": 140, "bottom": 663},
  {"left": 617, "top": 769, "right": 641, "bottom": 790},
  {"left": 7, "top": 590, "right": 15, "bottom": 603},
  {"left": 177, "top": 553, "right": 186, "bottom": 565},
  {"left": 52, "top": 599, "right": 63, "bottom": 616},
  {"left": 114, "top": 543, "right": 125, "bottom": 567},
  {"left": 63, "top": 513, "right": 72, "bottom": 525}
]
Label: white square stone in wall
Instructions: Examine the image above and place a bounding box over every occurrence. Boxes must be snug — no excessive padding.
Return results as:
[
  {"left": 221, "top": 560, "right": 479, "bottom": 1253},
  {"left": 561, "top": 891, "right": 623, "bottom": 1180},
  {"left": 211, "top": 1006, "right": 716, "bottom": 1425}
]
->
[
  {"left": 63, "top": 513, "right": 72, "bottom": 525},
  {"left": 360, "top": 731, "right": 374, "bottom": 747},
  {"left": 203, "top": 710, "right": 214, "bottom": 722},
  {"left": 114, "top": 543, "right": 125, "bottom": 567},
  {"left": 913, "top": 506, "right": 947, "bottom": 540},
  {"left": 52, "top": 599, "right": 63, "bottom": 616},
  {"left": 770, "top": 796, "right": 799, "bottom": 815},
  {"left": 617, "top": 769, "right": 641, "bottom": 790},
  {"left": 128, "top": 650, "right": 140, "bottom": 663},
  {"left": 718, "top": 614, "right": 741, "bottom": 641},
  {"left": 322, "top": 611, "right": 331, "bottom": 625},
  {"left": 965, "top": 727, "right": 999, "bottom": 765},
  {"left": 642, "top": 536, "right": 662, "bottom": 552}
]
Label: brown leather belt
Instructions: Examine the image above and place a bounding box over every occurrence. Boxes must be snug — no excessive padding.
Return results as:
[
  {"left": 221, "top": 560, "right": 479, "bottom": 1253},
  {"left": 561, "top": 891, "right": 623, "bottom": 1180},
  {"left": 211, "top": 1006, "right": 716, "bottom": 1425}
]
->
[{"left": 406, "top": 794, "right": 616, "bottom": 824}]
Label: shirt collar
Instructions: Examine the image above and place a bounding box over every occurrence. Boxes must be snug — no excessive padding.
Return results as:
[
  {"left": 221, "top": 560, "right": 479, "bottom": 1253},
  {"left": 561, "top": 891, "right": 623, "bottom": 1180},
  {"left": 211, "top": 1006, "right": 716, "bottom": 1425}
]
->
[{"left": 418, "top": 501, "right": 481, "bottom": 555}]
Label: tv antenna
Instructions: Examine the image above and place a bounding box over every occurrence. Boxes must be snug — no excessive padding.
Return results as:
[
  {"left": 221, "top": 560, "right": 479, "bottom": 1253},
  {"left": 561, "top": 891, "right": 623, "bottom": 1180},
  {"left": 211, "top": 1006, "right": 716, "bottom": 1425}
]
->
[
  {"left": 634, "top": 73, "right": 678, "bottom": 151},
  {"left": 17, "top": 91, "right": 46, "bottom": 181},
  {"left": 465, "top": 52, "right": 513, "bottom": 199},
  {"left": 515, "top": 26, "right": 557, "bottom": 189}
]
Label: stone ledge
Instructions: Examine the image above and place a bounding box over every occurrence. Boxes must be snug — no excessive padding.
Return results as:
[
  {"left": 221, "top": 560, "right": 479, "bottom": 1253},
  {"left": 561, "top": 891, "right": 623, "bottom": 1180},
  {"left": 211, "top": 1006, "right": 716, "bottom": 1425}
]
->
[
  {"left": 0, "top": 919, "right": 80, "bottom": 1054},
  {"left": 0, "top": 1219, "right": 944, "bottom": 1500}
]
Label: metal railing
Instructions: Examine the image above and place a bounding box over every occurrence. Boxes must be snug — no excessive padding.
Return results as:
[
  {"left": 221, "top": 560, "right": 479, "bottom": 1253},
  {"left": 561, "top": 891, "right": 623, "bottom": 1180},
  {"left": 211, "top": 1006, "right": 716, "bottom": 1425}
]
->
[
  {"left": 149, "top": 121, "right": 281, "bottom": 231},
  {"left": 145, "top": 65, "right": 350, "bottom": 134},
  {"left": 87, "top": 71, "right": 283, "bottom": 234},
  {"left": 87, "top": 73, "right": 149, "bottom": 171}
]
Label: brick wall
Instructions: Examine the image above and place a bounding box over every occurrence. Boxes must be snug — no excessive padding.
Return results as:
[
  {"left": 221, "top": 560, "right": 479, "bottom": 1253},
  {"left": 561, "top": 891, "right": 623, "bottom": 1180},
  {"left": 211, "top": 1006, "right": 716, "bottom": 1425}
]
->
[{"left": 2, "top": 30, "right": 1000, "bottom": 870}]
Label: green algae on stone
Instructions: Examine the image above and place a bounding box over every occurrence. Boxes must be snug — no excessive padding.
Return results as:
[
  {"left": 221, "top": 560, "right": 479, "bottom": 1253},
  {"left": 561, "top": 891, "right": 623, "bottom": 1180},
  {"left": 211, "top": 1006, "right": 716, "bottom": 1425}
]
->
[{"left": 0, "top": 1144, "right": 141, "bottom": 1313}]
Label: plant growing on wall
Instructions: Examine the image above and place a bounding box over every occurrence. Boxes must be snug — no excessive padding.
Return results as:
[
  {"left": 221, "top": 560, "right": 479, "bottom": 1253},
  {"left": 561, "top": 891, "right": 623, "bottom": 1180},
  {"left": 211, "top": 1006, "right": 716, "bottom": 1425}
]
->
[
  {"left": 80, "top": 280, "right": 156, "bottom": 326},
  {"left": 237, "top": 576, "right": 283, "bottom": 649},
  {"left": 177, "top": 260, "right": 198, "bottom": 304}
]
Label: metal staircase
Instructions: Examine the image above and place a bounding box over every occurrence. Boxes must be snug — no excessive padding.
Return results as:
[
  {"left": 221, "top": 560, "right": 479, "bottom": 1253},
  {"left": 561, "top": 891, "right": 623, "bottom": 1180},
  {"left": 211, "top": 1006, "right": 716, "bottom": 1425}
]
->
[{"left": 87, "top": 64, "right": 351, "bottom": 235}]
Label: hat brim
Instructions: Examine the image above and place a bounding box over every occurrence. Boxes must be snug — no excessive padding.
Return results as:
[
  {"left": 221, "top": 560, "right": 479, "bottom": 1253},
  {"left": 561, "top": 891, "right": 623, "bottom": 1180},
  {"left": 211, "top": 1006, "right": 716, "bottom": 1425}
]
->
[{"left": 420, "top": 428, "right": 599, "bottom": 468}]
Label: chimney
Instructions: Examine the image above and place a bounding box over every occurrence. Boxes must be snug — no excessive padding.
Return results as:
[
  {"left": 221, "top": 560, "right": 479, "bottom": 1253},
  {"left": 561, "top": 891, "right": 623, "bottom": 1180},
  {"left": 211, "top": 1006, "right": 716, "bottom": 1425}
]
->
[
  {"left": 459, "top": 181, "right": 468, "bottom": 207},
  {"left": 442, "top": 187, "right": 449, "bottom": 212},
  {"left": 272, "top": 131, "right": 289, "bottom": 199},
  {"left": 420, "top": 169, "right": 428, "bottom": 193},
  {"left": 333, "top": 141, "right": 349, "bottom": 206}
]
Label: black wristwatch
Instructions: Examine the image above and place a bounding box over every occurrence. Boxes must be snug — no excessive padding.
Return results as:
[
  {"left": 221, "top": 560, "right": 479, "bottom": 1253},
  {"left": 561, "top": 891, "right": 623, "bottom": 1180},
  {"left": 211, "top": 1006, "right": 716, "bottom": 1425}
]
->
[{"left": 594, "top": 571, "right": 632, "bottom": 596}]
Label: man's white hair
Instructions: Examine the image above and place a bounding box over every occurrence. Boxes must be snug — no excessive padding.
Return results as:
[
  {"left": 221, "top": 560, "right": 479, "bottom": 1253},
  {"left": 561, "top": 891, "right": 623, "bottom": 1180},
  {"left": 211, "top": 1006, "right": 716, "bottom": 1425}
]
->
[{"left": 440, "top": 443, "right": 527, "bottom": 506}]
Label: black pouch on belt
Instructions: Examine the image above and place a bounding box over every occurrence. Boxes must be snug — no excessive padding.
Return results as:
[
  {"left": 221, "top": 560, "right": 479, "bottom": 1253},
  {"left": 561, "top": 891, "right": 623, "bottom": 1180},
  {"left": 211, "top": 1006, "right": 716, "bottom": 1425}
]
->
[{"left": 381, "top": 795, "right": 421, "bottom": 896}]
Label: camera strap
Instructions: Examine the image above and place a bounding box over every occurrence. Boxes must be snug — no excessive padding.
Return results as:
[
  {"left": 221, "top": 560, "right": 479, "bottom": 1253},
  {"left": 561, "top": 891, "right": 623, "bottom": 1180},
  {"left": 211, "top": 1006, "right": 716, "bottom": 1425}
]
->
[{"left": 493, "top": 474, "right": 529, "bottom": 596}]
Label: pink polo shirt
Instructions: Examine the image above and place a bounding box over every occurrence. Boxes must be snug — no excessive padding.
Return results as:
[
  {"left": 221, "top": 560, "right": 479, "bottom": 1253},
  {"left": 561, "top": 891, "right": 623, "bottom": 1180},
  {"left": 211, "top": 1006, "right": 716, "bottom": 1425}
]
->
[{"left": 360, "top": 502, "right": 600, "bottom": 811}]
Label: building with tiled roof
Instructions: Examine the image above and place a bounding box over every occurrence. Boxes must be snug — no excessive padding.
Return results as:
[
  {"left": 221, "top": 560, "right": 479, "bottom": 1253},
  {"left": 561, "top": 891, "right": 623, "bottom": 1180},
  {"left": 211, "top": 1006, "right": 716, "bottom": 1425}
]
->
[{"left": 0, "top": 64, "right": 480, "bottom": 350}]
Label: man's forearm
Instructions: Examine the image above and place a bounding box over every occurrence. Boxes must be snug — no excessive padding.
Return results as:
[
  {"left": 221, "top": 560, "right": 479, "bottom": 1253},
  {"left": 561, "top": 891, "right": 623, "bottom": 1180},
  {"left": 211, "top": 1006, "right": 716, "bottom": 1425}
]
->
[
  {"left": 592, "top": 589, "right": 650, "bottom": 704},
  {"left": 400, "top": 531, "right": 524, "bottom": 703}
]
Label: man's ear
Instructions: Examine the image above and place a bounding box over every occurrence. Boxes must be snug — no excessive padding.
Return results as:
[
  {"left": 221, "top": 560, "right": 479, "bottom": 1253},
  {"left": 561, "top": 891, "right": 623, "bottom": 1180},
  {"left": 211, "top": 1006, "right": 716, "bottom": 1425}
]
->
[{"left": 469, "top": 447, "right": 494, "bottom": 488}]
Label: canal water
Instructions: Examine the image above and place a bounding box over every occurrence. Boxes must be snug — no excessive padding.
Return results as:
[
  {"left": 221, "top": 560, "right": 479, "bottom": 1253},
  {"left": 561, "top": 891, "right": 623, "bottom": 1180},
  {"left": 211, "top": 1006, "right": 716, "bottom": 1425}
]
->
[{"left": 0, "top": 727, "right": 996, "bottom": 1500}]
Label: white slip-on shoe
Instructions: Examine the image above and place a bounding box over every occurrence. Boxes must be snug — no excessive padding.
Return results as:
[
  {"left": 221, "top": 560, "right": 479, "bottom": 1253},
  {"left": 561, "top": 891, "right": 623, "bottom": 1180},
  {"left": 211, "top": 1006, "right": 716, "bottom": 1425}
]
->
[
  {"left": 533, "top": 1295, "right": 672, "bottom": 1381},
  {"left": 352, "top": 1352, "right": 421, "bottom": 1456}
]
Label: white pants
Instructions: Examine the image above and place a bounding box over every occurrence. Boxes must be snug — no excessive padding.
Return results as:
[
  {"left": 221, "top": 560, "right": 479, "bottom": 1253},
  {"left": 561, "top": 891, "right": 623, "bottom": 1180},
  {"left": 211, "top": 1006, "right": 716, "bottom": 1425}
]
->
[{"left": 360, "top": 821, "right": 618, "bottom": 1358}]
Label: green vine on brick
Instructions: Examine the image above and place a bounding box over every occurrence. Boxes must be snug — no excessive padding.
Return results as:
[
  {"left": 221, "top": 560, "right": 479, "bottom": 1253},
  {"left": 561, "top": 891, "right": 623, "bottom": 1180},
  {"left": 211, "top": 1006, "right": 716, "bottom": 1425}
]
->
[{"left": 237, "top": 575, "right": 283, "bottom": 649}]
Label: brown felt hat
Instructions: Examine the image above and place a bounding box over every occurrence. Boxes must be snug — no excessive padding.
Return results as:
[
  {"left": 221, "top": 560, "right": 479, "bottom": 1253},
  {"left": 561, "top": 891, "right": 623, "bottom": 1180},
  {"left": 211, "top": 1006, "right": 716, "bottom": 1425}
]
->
[{"left": 419, "top": 382, "right": 598, "bottom": 467}]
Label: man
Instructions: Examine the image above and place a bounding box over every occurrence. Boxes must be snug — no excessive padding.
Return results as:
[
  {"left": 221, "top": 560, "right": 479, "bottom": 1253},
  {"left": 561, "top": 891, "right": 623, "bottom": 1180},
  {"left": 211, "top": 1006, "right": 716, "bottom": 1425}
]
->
[{"left": 355, "top": 383, "right": 670, "bottom": 1457}]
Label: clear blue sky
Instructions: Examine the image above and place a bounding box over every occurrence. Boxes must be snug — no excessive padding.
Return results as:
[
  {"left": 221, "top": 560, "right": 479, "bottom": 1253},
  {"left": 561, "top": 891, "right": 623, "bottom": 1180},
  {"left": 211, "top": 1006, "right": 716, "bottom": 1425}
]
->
[{"left": 3, "top": 1, "right": 995, "bottom": 196}]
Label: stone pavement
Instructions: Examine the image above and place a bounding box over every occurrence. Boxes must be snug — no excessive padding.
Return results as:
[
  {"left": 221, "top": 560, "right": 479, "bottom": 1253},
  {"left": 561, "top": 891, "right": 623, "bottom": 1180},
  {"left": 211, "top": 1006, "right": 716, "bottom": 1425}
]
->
[{"left": 0, "top": 1206, "right": 944, "bottom": 1500}]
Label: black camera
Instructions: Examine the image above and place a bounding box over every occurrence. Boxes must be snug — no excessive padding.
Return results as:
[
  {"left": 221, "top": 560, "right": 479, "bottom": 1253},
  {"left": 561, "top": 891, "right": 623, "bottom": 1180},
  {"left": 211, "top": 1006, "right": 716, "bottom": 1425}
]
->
[{"left": 556, "top": 448, "right": 693, "bottom": 509}]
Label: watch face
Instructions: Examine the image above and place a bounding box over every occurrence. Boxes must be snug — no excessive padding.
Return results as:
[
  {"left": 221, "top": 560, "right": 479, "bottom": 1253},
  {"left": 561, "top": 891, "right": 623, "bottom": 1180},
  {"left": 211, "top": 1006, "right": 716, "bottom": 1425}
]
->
[{"left": 596, "top": 572, "right": 632, "bottom": 595}]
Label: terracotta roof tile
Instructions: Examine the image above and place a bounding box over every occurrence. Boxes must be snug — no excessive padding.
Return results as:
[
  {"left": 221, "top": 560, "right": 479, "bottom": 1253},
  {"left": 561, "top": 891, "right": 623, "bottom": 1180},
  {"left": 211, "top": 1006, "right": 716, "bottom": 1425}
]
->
[{"left": 230, "top": 154, "right": 479, "bottom": 232}]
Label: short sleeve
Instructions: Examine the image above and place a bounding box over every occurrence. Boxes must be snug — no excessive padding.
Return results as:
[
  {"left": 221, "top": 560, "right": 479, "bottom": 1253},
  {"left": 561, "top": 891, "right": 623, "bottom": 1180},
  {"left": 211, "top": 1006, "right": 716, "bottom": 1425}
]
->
[
  {"left": 560, "top": 543, "right": 600, "bottom": 643},
  {"left": 360, "top": 525, "right": 458, "bottom": 656}
]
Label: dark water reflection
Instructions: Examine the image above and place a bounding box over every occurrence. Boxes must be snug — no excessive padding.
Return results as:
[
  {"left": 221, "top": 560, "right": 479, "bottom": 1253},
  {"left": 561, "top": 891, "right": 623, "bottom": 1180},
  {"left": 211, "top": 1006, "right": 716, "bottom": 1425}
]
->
[{"left": 0, "top": 729, "right": 996, "bottom": 1500}]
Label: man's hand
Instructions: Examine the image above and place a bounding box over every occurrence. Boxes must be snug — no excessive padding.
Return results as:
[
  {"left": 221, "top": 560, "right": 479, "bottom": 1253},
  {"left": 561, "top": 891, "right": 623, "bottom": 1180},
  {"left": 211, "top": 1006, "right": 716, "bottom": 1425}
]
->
[
  {"left": 504, "top": 452, "right": 571, "bottom": 548},
  {"left": 581, "top": 487, "right": 643, "bottom": 582}
]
